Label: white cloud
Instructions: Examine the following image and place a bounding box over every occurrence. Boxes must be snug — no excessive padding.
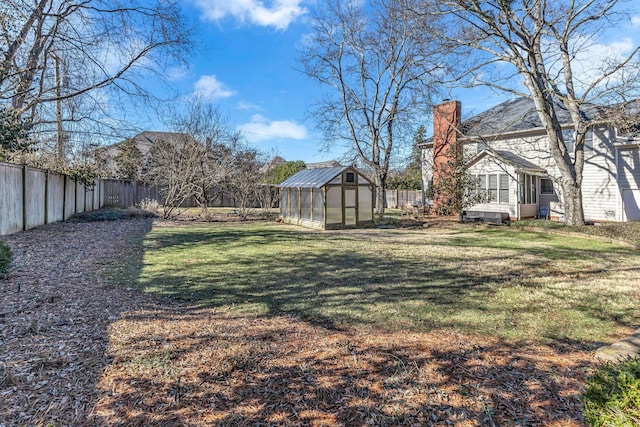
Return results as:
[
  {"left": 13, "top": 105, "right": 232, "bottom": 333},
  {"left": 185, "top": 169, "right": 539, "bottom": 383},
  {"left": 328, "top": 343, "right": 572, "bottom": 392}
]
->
[
  {"left": 238, "top": 114, "right": 307, "bottom": 141},
  {"left": 193, "top": 0, "right": 308, "bottom": 30},
  {"left": 236, "top": 101, "right": 263, "bottom": 111},
  {"left": 193, "top": 75, "right": 236, "bottom": 100},
  {"left": 632, "top": 16, "right": 640, "bottom": 28},
  {"left": 166, "top": 65, "right": 190, "bottom": 81}
]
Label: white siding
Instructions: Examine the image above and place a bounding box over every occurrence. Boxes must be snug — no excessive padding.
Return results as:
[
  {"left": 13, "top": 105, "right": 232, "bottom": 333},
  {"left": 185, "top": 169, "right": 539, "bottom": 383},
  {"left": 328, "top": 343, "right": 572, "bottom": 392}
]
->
[
  {"left": 618, "top": 147, "right": 640, "bottom": 221},
  {"left": 581, "top": 128, "right": 619, "bottom": 221},
  {"left": 420, "top": 126, "right": 630, "bottom": 221},
  {"left": 466, "top": 155, "right": 518, "bottom": 218},
  {"left": 468, "top": 129, "right": 619, "bottom": 221}
]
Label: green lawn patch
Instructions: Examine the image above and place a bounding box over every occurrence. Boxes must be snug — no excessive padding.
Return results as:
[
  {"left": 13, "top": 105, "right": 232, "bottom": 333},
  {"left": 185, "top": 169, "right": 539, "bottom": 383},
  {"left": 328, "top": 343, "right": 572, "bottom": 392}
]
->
[
  {"left": 583, "top": 358, "right": 640, "bottom": 426},
  {"left": 129, "top": 222, "right": 640, "bottom": 344}
]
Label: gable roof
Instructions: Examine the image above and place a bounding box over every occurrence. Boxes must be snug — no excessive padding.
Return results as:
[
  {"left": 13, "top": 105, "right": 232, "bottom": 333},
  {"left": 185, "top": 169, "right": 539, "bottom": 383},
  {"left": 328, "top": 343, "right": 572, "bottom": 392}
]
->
[
  {"left": 467, "top": 149, "right": 548, "bottom": 176},
  {"left": 306, "top": 160, "right": 342, "bottom": 169},
  {"left": 459, "top": 97, "right": 603, "bottom": 139},
  {"left": 277, "top": 166, "right": 350, "bottom": 188}
]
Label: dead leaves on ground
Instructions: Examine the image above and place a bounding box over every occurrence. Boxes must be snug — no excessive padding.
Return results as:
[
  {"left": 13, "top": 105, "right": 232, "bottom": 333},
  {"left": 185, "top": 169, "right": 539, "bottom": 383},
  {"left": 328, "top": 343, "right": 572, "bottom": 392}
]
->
[
  {"left": 93, "top": 307, "right": 591, "bottom": 426},
  {"left": 1, "top": 218, "right": 596, "bottom": 426}
]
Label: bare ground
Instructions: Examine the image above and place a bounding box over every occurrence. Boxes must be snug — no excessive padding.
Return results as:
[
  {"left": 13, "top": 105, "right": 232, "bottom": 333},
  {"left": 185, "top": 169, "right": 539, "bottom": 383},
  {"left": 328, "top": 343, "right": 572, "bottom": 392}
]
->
[{"left": 0, "top": 218, "right": 605, "bottom": 426}]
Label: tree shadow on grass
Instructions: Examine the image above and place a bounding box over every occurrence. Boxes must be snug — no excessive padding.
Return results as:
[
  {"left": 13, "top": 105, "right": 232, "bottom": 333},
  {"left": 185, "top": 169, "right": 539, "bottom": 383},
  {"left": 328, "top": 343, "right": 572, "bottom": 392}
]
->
[
  {"left": 90, "top": 221, "right": 640, "bottom": 426},
  {"left": 135, "top": 223, "right": 640, "bottom": 343}
]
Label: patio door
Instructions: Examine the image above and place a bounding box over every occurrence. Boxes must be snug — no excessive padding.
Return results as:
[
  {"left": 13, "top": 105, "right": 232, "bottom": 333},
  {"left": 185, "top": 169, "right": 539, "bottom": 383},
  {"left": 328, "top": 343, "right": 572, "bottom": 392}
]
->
[{"left": 344, "top": 188, "right": 357, "bottom": 225}]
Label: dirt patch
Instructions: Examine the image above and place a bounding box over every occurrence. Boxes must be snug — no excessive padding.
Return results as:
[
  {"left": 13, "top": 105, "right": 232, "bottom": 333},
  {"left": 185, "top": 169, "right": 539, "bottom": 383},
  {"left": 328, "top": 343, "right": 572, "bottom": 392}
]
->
[{"left": 1, "top": 218, "right": 596, "bottom": 426}]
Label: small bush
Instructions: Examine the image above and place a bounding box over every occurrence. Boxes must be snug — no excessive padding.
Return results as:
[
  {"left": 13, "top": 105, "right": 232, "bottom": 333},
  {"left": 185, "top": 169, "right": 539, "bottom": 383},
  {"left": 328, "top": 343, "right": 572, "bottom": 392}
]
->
[
  {"left": 583, "top": 358, "right": 640, "bottom": 426},
  {"left": 137, "top": 198, "right": 160, "bottom": 215},
  {"left": 0, "top": 240, "right": 12, "bottom": 278}
]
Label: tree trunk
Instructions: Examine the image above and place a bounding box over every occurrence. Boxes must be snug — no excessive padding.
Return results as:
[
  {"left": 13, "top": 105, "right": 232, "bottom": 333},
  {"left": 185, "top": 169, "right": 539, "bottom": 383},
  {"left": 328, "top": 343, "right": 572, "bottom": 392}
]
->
[
  {"left": 374, "top": 173, "right": 385, "bottom": 215},
  {"left": 561, "top": 181, "right": 585, "bottom": 226}
]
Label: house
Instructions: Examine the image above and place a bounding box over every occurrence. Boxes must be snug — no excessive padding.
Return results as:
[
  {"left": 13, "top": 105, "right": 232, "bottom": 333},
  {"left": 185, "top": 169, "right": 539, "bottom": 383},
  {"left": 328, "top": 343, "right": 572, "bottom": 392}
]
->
[
  {"left": 420, "top": 98, "right": 640, "bottom": 222},
  {"left": 259, "top": 156, "right": 287, "bottom": 175},
  {"left": 277, "top": 166, "right": 375, "bottom": 229},
  {"left": 96, "top": 131, "right": 194, "bottom": 178}
]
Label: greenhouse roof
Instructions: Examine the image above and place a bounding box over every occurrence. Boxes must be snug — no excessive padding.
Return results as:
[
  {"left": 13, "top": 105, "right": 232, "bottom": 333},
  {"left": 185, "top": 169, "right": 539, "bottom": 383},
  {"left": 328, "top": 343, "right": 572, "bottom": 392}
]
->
[{"left": 277, "top": 166, "right": 350, "bottom": 188}]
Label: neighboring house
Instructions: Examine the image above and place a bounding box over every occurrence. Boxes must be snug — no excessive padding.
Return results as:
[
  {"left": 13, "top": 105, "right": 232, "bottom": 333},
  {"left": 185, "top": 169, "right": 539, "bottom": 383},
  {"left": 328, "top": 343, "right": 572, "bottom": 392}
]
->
[
  {"left": 306, "top": 160, "right": 342, "bottom": 169},
  {"left": 96, "top": 131, "right": 193, "bottom": 178},
  {"left": 420, "top": 98, "right": 640, "bottom": 222},
  {"left": 259, "top": 156, "right": 287, "bottom": 175}
]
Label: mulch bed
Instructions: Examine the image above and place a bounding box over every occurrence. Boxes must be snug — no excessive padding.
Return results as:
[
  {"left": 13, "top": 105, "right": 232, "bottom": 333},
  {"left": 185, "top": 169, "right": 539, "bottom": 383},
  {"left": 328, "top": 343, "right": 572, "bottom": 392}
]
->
[{"left": 1, "top": 217, "right": 597, "bottom": 426}]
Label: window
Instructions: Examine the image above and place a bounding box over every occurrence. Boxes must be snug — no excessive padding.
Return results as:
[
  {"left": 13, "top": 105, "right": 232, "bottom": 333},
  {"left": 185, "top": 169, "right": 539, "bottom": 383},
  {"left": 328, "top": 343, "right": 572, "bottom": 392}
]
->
[
  {"left": 540, "top": 178, "right": 554, "bottom": 194},
  {"left": 562, "top": 129, "right": 575, "bottom": 154},
  {"left": 488, "top": 174, "right": 498, "bottom": 202},
  {"left": 477, "top": 175, "right": 487, "bottom": 201},
  {"left": 499, "top": 174, "right": 509, "bottom": 204},
  {"left": 584, "top": 129, "right": 593, "bottom": 151},
  {"left": 529, "top": 175, "right": 537, "bottom": 204},
  {"left": 477, "top": 173, "right": 509, "bottom": 204},
  {"left": 345, "top": 172, "right": 355, "bottom": 183}
]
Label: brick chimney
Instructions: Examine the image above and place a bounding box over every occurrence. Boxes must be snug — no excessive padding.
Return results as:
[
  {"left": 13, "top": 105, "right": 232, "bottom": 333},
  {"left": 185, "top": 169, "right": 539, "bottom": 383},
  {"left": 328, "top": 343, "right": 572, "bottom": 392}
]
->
[{"left": 432, "top": 100, "right": 462, "bottom": 213}]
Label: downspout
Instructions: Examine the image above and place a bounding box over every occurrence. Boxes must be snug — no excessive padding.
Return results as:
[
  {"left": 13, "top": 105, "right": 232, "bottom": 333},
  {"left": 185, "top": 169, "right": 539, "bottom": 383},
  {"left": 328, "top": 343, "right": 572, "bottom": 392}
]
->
[
  {"left": 615, "top": 146, "right": 621, "bottom": 222},
  {"left": 516, "top": 174, "right": 521, "bottom": 220}
]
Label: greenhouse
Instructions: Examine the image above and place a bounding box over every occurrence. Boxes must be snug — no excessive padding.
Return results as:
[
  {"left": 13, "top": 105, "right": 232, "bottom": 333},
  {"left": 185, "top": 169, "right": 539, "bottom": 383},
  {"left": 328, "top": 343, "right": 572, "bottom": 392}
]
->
[{"left": 277, "top": 166, "right": 375, "bottom": 230}]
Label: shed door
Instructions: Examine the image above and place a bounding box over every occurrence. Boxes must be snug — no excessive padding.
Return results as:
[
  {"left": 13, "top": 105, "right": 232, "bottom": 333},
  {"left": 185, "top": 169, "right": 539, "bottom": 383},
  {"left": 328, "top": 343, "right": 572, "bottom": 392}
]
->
[{"left": 344, "top": 188, "right": 357, "bottom": 225}]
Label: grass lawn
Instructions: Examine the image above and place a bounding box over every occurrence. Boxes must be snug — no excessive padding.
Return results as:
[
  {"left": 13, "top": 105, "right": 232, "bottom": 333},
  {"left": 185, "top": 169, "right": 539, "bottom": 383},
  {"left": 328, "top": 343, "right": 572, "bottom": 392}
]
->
[
  {"left": 135, "top": 221, "right": 639, "bottom": 343},
  {"left": 95, "top": 220, "right": 640, "bottom": 426}
]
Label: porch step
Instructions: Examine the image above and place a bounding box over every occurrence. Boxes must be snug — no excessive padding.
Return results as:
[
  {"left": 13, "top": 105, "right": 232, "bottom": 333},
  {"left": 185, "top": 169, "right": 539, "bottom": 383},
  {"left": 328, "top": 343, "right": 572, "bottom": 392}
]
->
[{"left": 461, "top": 210, "right": 511, "bottom": 225}]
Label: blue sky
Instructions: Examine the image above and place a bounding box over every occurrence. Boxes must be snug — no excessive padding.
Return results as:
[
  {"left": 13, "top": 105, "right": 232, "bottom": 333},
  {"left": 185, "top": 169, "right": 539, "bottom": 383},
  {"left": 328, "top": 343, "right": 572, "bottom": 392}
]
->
[{"left": 141, "top": 0, "right": 640, "bottom": 165}]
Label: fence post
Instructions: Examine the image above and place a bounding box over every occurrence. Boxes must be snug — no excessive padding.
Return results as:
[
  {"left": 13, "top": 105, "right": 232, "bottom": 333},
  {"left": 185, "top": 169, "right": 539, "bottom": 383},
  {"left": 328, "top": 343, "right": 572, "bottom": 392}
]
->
[
  {"left": 44, "top": 170, "right": 49, "bottom": 224},
  {"left": 22, "top": 165, "right": 27, "bottom": 231},
  {"left": 62, "top": 174, "right": 67, "bottom": 220}
]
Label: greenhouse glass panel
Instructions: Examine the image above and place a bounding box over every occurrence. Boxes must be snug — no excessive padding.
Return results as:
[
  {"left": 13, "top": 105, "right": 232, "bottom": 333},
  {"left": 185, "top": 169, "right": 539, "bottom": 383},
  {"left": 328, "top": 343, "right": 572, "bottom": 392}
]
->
[
  {"left": 345, "top": 208, "right": 356, "bottom": 225},
  {"left": 312, "top": 189, "right": 324, "bottom": 221},
  {"left": 290, "top": 189, "right": 299, "bottom": 219},
  {"left": 281, "top": 189, "right": 288, "bottom": 216},
  {"left": 345, "top": 189, "right": 356, "bottom": 207},
  {"left": 326, "top": 187, "right": 342, "bottom": 224},
  {"left": 358, "top": 187, "right": 372, "bottom": 221},
  {"left": 301, "top": 189, "right": 311, "bottom": 219}
]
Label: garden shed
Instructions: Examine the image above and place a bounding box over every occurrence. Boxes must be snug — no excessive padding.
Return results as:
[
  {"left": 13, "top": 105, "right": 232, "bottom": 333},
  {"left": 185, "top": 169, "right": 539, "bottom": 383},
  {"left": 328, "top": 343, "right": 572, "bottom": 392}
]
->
[{"left": 277, "top": 166, "right": 375, "bottom": 230}]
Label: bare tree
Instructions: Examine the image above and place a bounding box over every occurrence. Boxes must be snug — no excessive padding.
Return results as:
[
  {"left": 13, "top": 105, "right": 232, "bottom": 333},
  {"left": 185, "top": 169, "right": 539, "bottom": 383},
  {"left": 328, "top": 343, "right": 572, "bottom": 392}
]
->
[
  {"left": 433, "top": 0, "right": 640, "bottom": 225},
  {"left": 299, "top": 0, "right": 445, "bottom": 213},
  {"left": 143, "top": 101, "right": 245, "bottom": 218},
  {"left": 143, "top": 134, "right": 204, "bottom": 218},
  {"left": 0, "top": 0, "right": 191, "bottom": 163},
  {"left": 170, "top": 101, "right": 239, "bottom": 214},
  {"left": 225, "top": 144, "right": 265, "bottom": 219}
]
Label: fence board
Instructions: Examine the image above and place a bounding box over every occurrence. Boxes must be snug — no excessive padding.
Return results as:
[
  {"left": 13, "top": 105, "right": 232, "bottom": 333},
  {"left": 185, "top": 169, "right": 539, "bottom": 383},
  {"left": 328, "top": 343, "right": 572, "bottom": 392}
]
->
[
  {"left": 25, "top": 167, "right": 46, "bottom": 230},
  {"left": 47, "top": 172, "right": 65, "bottom": 224},
  {"left": 64, "top": 176, "right": 76, "bottom": 220},
  {"left": 0, "top": 162, "right": 24, "bottom": 235}
]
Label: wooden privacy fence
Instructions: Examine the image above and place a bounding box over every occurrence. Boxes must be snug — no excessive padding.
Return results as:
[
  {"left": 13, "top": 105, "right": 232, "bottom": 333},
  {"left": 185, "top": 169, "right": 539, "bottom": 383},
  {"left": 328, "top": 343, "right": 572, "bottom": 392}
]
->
[
  {"left": 101, "top": 179, "right": 162, "bottom": 209},
  {"left": 1, "top": 160, "right": 275, "bottom": 236},
  {"left": 384, "top": 189, "right": 423, "bottom": 209},
  {"left": 0, "top": 162, "right": 162, "bottom": 236},
  {"left": 0, "top": 161, "right": 104, "bottom": 235}
]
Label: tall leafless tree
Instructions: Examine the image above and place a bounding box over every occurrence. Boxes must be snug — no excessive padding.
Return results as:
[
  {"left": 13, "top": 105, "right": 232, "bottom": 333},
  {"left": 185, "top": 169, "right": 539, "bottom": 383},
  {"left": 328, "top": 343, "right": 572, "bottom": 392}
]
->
[
  {"left": 299, "top": 0, "right": 445, "bottom": 213},
  {"left": 0, "top": 0, "right": 191, "bottom": 164},
  {"left": 144, "top": 100, "right": 240, "bottom": 218},
  {"left": 432, "top": 0, "right": 640, "bottom": 225}
]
